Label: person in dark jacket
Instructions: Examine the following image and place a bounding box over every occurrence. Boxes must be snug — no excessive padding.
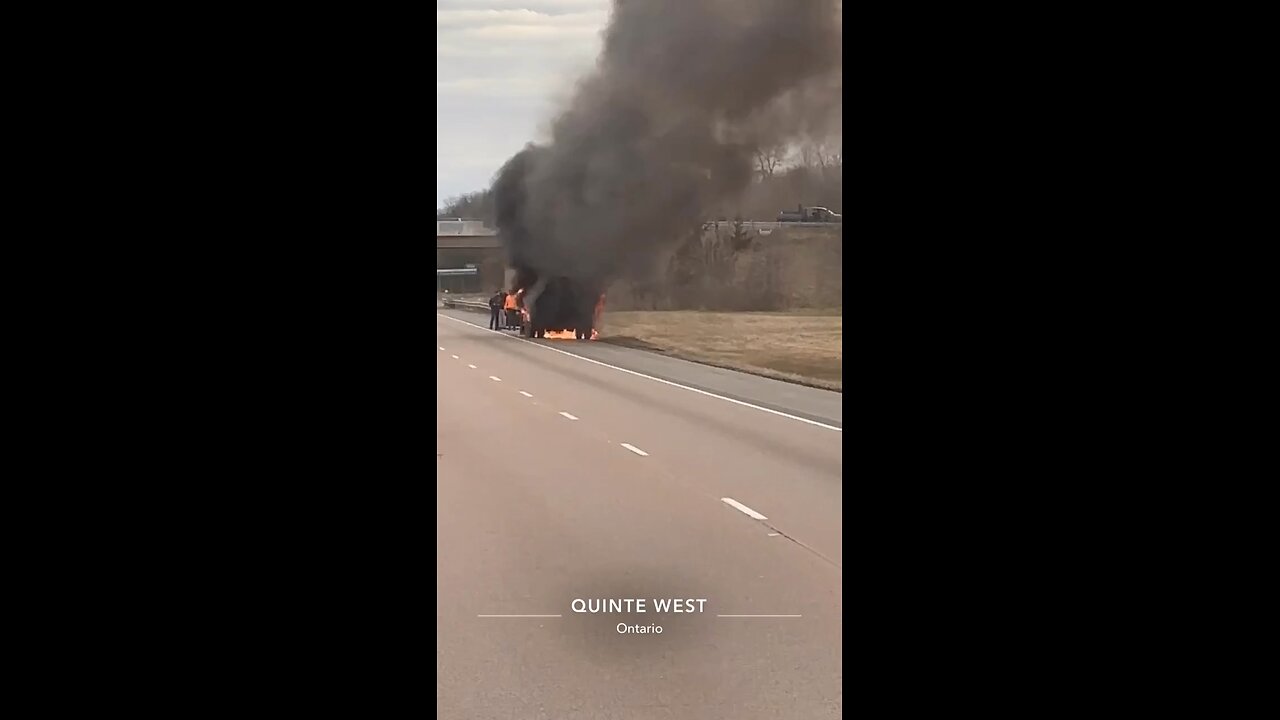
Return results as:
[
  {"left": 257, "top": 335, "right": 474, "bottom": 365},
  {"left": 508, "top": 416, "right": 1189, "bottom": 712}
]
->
[{"left": 488, "top": 289, "right": 504, "bottom": 330}]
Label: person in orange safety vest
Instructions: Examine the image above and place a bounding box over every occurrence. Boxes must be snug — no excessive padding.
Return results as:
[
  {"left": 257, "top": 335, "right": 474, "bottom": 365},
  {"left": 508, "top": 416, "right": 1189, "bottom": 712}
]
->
[{"left": 503, "top": 290, "right": 519, "bottom": 328}]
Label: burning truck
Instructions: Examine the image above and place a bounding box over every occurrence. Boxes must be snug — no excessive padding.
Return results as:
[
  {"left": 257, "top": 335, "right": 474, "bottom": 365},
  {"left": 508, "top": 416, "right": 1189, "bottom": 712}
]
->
[
  {"left": 488, "top": 0, "right": 842, "bottom": 347},
  {"left": 513, "top": 271, "right": 605, "bottom": 341}
]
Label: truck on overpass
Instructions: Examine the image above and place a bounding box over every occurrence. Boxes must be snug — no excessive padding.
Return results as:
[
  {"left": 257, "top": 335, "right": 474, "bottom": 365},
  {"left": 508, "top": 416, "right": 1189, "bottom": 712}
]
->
[{"left": 776, "top": 205, "right": 842, "bottom": 223}]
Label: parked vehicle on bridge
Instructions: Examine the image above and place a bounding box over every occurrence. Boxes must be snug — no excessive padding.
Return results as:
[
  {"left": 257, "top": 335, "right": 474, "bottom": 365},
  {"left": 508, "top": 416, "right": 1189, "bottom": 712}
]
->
[{"left": 776, "top": 205, "right": 842, "bottom": 223}]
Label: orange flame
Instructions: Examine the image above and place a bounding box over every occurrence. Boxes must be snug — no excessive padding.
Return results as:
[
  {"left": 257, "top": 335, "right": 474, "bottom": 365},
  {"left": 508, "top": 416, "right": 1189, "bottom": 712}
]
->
[{"left": 541, "top": 329, "right": 597, "bottom": 340}]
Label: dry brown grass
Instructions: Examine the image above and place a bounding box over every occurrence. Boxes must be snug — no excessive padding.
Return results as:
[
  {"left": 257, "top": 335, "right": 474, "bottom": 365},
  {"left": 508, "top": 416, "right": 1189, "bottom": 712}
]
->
[{"left": 599, "top": 310, "right": 842, "bottom": 391}]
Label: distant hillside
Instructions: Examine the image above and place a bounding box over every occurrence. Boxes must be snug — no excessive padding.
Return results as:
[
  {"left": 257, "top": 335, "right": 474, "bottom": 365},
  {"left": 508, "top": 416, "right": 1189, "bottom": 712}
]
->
[{"left": 607, "top": 221, "right": 841, "bottom": 311}]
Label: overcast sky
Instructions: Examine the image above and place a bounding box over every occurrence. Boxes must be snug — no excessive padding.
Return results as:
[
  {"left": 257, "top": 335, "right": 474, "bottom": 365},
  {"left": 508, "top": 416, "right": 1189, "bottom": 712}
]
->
[{"left": 436, "top": 0, "right": 610, "bottom": 208}]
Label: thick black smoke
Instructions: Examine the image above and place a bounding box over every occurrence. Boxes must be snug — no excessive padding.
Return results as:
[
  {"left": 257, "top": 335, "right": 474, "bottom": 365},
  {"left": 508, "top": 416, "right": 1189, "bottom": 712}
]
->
[{"left": 495, "top": 0, "right": 842, "bottom": 289}]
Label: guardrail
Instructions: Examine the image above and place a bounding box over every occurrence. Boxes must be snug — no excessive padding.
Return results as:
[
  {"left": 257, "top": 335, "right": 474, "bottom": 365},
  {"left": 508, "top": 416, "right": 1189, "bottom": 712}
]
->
[
  {"left": 440, "top": 297, "right": 489, "bottom": 312},
  {"left": 702, "top": 221, "right": 842, "bottom": 229},
  {"left": 701, "top": 221, "right": 842, "bottom": 237}
]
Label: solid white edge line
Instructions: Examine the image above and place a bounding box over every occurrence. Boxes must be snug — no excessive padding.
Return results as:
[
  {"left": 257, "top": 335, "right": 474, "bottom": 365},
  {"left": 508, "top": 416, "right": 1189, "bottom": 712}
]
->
[
  {"left": 620, "top": 443, "right": 649, "bottom": 456},
  {"left": 437, "top": 312, "right": 841, "bottom": 432},
  {"left": 489, "top": 376, "right": 502, "bottom": 381},
  {"left": 721, "top": 497, "right": 768, "bottom": 520},
  {"left": 519, "top": 391, "right": 533, "bottom": 397},
  {"left": 559, "top": 412, "right": 579, "bottom": 420}
]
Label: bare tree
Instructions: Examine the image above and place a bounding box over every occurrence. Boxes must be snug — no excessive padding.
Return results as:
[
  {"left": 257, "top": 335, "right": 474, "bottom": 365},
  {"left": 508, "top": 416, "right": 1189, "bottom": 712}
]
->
[
  {"left": 796, "top": 138, "right": 842, "bottom": 171},
  {"left": 436, "top": 190, "right": 497, "bottom": 224},
  {"left": 798, "top": 142, "right": 818, "bottom": 169},
  {"left": 754, "top": 145, "right": 788, "bottom": 179}
]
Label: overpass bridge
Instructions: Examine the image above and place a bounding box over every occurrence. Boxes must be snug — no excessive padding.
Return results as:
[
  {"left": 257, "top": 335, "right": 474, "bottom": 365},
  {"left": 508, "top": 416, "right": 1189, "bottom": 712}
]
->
[
  {"left": 437, "top": 234, "right": 500, "bottom": 249},
  {"left": 437, "top": 220, "right": 502, "bottom": 292},
  {"left": 437, "top": 219, "right": 500, "bottom": 247}
]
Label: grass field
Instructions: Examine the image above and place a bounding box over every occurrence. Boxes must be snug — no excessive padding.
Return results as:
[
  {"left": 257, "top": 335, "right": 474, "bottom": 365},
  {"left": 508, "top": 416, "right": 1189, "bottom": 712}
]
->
[{"left": 600, "top": 310, "right": 842, "bottom": 391}]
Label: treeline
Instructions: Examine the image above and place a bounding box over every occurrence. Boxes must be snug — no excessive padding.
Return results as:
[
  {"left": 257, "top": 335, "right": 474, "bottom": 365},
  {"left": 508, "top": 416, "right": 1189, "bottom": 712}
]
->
[
  {"left": 435, "top": 142, "right": 841, "bottom": 225},
  {"left": 714, "top": 142, "right": 842, "bottom": 221},
  {"left": 436, "top": 190, "right": 496, "bottom": 224},
  {"left": 608, "top": 219, "right": 842, "bottom": 312}
]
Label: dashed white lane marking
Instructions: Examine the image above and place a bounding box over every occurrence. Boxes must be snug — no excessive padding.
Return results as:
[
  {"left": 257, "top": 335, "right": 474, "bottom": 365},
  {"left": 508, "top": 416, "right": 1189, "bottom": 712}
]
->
[
  {"left": 437, "top": 312, "right": 841, "bottom": 432},
  {"left": 468, "top": 364, "right": 477, "bottom": 369},
  {"left": 721, "top": 497, "right": 768, "bottom": 520},
  {"left": 767, "top": 533, "right": 781, "bottom": 537},
  {"left": 519, "top": 391, "right": 533, "bottom": 397},
  {"left": 439, "top": 346, "right": 445, "bottom": 351},
  {"left": 489, "top": 376, "right": 502, "bottom": 382},
  {"left": 451, "top": 355, "right": 459, "bottom": 359},
  {"left": 559, "top": 412, "right": 579, "bottom": 420},
  {"left": 620, "top": 443, "right": 649, "bottom": 456}
]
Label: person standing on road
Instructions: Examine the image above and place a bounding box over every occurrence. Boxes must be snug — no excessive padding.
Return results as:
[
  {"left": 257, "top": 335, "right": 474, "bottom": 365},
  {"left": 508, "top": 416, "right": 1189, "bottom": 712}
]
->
[
  {"left": 503, "top": 289, "right": 519, "bottom": 329},
  {"left": 488, "top": 289, "right": 504, "bottom": 330}
]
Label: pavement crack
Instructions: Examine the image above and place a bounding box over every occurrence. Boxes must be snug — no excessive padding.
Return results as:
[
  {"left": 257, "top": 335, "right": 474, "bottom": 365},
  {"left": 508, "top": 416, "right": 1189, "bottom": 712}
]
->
[{"left": 762, "top": 521, "right": 840, "bottom": 568}]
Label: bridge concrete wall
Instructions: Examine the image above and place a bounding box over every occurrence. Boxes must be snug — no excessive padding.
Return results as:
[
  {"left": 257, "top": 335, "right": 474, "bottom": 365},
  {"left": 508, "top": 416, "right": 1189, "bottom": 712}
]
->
[{"left": 437, "top": 246, "right": 505, "bottom": 291}]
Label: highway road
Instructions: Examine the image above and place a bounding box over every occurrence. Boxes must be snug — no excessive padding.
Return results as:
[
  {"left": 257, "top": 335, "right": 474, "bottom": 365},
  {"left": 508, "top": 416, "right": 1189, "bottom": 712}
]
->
[{"left": 436, "top": 308, "right": 842, "bottom": 719}]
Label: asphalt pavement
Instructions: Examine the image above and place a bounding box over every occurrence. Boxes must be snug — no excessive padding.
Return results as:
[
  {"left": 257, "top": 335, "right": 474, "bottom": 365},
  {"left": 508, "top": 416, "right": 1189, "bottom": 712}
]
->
[
  {"left": 436, "top": 310, "right": 843, "bottom": 719},
  {"left": 436, "top": 306, "right": 841, "bottom": 428}
]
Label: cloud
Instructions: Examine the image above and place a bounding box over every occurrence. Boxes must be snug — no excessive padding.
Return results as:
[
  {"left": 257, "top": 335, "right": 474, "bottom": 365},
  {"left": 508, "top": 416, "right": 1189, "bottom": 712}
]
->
[
  {"left": 435, "top": 0, "right": 606, "bottom": 12},
  {"left": 436, "top": 1, "right": 610, "bottom": 206},
  {"left": 436, "top": 7, "right": 607, "bottom": 49},
  {"left": 436, "top": 76, "right": 558, "bottom": 100},
  {"left": 436, "top": 8, "right": 605, "bottom": 28}
]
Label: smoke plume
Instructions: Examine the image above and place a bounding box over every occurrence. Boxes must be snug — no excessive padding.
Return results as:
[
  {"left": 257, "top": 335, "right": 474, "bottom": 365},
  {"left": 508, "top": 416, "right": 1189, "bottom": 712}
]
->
[{"left": 494, "top": 0, "right": 842, "bottom": 288}]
